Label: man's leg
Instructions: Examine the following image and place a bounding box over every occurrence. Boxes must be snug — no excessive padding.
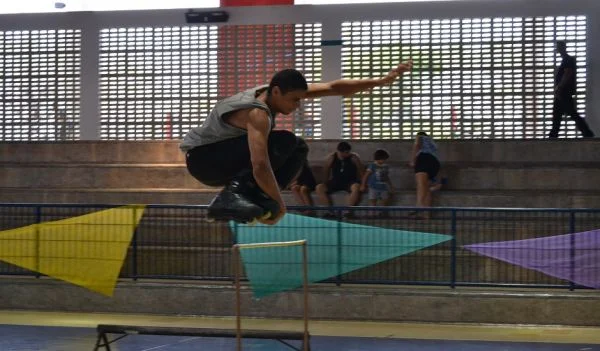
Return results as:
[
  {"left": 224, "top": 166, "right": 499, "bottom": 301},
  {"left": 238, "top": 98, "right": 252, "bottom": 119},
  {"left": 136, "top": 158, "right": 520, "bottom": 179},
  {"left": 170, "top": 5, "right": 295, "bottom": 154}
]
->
[
  {"left": 291, "top": 184, "right": 305, "bottom": 205},
  {"left": 186, "top": 131, "right": 303, "bottom": 185},
  {"left": 185, "top": 135, "right": 250, "bottom": 186},
  {"left": 316, "top": 183, "right": 332, "bottom": 206},
  {"left": 185, "top": 137, "right": 263, "bottom": 221},
  {"left": 347, "top": 183, "right": 361, "bottom": 206},
  {"left": 342, "top": 183, "right": 361, "bottom": 219},
  {"left": 548, "top": 97, "right": 563, "bottom": 138},
  {"left": 185, "top": 131, "right": 304, "bottom": 222},
  {"left": 300, "top": 185, "right": 314, "bottom": 207},
  {"left": 317, "top": 181, "right": 344, "bottom": 218},
  {"left": 562, "top": 95, "right": 595, "bottom": 138},
  {"left": 240, "top": 131, "right": 308, "bottom": 218},
  {"left": 269, "top": 132, "right": 309, "bottom": 189},
  {"left": 379, "top": 191, "right": 392, "bottom": 218}
]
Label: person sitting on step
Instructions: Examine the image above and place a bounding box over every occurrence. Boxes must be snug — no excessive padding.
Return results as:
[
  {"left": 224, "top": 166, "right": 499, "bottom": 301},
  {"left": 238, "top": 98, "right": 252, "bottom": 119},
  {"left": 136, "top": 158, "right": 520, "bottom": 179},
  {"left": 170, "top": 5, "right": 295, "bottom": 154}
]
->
[{"left": 316, "top": 141, "right": 364, "bottom": 219}]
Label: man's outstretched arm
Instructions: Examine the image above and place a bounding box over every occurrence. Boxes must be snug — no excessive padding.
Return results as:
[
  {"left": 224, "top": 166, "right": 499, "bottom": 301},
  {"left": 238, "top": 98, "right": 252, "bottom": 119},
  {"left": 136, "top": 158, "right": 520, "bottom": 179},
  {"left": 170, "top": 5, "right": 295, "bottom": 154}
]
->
[{"left": 306, "top": 60, "right": 412, "bottom": 98}]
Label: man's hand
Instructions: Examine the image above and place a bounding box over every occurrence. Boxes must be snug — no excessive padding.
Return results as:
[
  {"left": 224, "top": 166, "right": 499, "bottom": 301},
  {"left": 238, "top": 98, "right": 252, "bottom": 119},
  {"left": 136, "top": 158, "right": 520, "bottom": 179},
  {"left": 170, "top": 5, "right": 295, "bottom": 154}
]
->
[
  {"left": 380, "top": 60, "right": 413, "bottom": 85},
  {"left": 259, "top": 203, "right": 287, "bottom": 225}
]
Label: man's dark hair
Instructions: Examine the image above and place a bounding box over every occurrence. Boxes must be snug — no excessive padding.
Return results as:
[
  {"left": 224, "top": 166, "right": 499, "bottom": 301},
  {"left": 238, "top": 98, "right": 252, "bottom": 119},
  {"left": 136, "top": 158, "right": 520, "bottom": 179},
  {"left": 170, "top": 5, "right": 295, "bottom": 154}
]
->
[
  {"left": 268, "top": 69, "right": 308, "bottom": 96},
  {"left": 336, "top": 141, "right": 351, "bottom": 152},
  {"left": 556, "top": 40, "right": 567, "bottom": 48},
  {"left": 417, "top": 131, "right": 428, "bottom": 136},
  {"left": 373, "top": 149, "right": 389, "bottom": 161}
]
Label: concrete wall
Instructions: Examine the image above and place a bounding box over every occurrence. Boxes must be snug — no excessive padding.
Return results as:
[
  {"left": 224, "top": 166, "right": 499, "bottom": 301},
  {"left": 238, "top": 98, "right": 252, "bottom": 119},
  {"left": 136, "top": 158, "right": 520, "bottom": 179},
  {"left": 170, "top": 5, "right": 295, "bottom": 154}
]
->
[
  {"left": 0, "top": 0, "right": 598, "bottom": 139},
  {"left": 2, "top": 278, "right": 600, "bottom": 326}
]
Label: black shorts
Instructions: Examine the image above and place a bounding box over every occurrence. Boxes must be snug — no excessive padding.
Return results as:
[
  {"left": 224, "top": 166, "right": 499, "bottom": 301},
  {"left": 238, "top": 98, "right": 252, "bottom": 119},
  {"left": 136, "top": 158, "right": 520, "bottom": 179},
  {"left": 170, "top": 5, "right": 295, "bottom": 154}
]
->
[
  {"left": 414, "top": 153, "right": 440, "bottom": 180},
  {"left": 295, "top": 164, "right": 317, "bottom": 190},
  {"left": 325, "top": 180, "right": 359, "bottom": 194}
]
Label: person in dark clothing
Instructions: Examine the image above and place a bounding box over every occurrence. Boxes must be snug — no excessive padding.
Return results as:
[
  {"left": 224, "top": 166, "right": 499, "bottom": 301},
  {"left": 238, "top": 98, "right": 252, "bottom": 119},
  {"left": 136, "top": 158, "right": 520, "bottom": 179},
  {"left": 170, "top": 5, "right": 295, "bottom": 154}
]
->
[
  {"left": 290, "top": 162, "right": 317, "bottom": 212},
  {"left": 181, "top": 61, "right": 413, "bottom": 224},
  {"left": 548, "top": 41, "right": 595, "bottom": 138},
  {"left": 316, "top": 141, "right": 364, "bottom": 217},
  {"left": 409, "top": 132, "right": 441, "bottom": 220}
]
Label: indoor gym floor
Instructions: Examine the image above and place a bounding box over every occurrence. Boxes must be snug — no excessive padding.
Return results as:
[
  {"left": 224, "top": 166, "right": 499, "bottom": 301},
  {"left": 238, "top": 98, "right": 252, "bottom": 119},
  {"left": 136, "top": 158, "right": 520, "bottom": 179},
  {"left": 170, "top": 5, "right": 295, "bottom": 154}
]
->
[{"left": 0, "top": 311, "right": 599, "bottom": 350}]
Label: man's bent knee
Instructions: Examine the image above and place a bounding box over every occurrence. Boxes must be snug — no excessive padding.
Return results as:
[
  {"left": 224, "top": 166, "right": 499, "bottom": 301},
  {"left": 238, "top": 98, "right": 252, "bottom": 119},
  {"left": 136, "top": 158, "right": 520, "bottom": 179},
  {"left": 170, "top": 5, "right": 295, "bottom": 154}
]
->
[
  {"left": 316, "top": 183, "right": 327, "bottom": 194},
  {"left": 270, "top": 130, "right": 297, "bottom": 147}
]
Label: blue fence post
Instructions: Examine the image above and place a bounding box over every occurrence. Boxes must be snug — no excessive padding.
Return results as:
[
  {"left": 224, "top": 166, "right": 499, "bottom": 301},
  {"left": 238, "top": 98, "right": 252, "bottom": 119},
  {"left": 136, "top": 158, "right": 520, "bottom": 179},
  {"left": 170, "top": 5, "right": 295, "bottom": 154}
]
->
[
  {"left": 569, "top": 211, "right": 576, "bottom": 291},
  {"left": 34, "top": 205, "right": 42, "bottom": 278},
  {"left": 233, "top": 221, "right": 238, "bottom": 281},
  {"left": 450, "top": 209, "right": 457, "bottom": 289},
  {"left": 336, "top": 208, "right": 343, "bottom": 287},
  {"left": 131, "top": 206, "right": 139, "bottom": 281},
  {"left": 232, "top": 221, "right": 238, "bottom": 245}
]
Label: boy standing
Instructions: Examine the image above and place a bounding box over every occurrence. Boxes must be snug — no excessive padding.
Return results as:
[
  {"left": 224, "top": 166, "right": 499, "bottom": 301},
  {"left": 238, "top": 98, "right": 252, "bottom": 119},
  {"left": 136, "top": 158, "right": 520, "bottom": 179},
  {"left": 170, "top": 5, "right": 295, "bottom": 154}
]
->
[{"left": 361, "top": 149, "right": 394, "bottom": 216}]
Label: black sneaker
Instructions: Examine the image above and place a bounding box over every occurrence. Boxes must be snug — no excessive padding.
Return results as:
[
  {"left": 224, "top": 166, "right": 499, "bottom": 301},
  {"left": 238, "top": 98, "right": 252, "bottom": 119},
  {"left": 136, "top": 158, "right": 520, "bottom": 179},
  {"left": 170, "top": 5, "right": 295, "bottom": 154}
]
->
[
  {"left": 207, "top": 181, "right": 266, "bottom": 223},
  {"left": 244, "top": 185, "right": 280, "bottom": 220}
]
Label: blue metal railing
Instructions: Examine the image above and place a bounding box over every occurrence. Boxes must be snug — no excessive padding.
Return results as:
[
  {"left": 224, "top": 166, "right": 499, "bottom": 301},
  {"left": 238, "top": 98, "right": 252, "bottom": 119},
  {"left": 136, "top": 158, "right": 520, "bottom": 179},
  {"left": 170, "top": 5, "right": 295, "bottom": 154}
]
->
[{"left": 0, "top": 203, "right": 597, "bottom": 290}]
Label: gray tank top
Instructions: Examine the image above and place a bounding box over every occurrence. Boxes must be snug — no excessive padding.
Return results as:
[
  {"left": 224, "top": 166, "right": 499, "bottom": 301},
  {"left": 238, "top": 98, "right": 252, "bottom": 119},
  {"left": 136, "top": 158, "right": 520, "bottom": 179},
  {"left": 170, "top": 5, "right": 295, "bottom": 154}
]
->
[{"left": 179, "top": 85, "right": 274, "bottom": 152}]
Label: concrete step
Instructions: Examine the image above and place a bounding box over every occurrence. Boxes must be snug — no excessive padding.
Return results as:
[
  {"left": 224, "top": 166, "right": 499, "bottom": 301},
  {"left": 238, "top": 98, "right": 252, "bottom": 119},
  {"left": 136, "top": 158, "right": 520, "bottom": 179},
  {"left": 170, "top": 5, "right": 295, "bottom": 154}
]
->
[
  {"left": 0, "top": 141, "right": 186, "bottom": 164},
  {"left": 0, "top": 240, "right": 536, "bottom": 284},
  {"left": 0, "top": 187, "right": 599, "bottom": 208},
  {"left": 1, "top": 238, "right": 556, "bottom": 284},
  {"left": 1, "top": 139, "right": 599, "bottom": 165},
  {"left": 0, "top": 164, "right": 203, "bottom": 189},
  {"left": 282, "top": 163, "right": 600, "bottom": 191},
  {"left": 1, "top": 163, "right": 600, "bottom": 190},
  {"left": 309, "top": 139, "right": 600, "bottom": 164},
  {"left": 4, "top": 279, "right": 599, "bottom": 325},
  {"left": 442, "top": 165, "right": 600, "bottom": 190},
  {"left": 0, "top": 243, "right": 573, "bottom": 285},
  {"left": 0, "top": 245, "right": 571, "bottom": 285},
  {"left": 117, "top": 245, "right": 562, "bottom": 285}
]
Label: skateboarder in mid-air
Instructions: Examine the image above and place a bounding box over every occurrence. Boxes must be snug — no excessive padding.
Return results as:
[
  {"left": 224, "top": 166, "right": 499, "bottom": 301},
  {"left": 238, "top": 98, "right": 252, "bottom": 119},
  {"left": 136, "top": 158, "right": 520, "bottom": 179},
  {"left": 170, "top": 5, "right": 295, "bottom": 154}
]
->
[{"left": 180, "top": 60, "right": 413, "bottom": 225}]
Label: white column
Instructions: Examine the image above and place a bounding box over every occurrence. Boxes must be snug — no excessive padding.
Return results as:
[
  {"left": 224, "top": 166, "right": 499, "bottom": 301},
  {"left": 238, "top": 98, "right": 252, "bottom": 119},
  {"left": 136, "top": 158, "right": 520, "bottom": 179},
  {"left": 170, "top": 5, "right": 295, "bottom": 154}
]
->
[
  {"left": 319, "top": 22, "right": 343, "bottom": 139},
  {"left": 78, "top": 13, "right": 100, "bottom": 140},
  {"left": 586, "top": 12, "right": 599, "bottom": 135}
]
